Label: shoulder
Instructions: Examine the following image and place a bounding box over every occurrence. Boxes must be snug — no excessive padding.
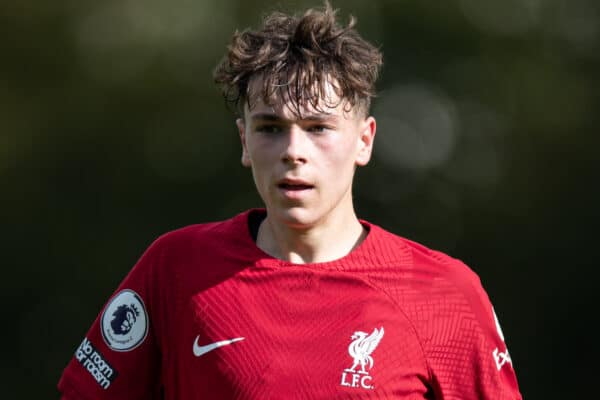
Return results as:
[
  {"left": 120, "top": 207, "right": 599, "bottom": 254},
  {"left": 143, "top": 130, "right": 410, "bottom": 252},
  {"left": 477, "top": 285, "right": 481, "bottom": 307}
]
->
[
  {"left": 117, "top": 209, "right": 259, "bottom": 305},
  {"left": 364, "top": 222, "right": 495, "bottom": 338},
  {"left": 147, "top": 209, "right": 253, "bottom": 256},
  {"left": 405, "top": 235, "right": 484, "bottom": 294},
  {"left": 125, "top": 209, "right": 257, "bottom": 286},
  {"left": 366, "top": 229, "right": 521, "bottom": 397},
  {"left": 367, "top": 222, "right": 482, "bottom": 290},
  {"left": 367, "top": 225, "right": 522, "bottom": 395}
]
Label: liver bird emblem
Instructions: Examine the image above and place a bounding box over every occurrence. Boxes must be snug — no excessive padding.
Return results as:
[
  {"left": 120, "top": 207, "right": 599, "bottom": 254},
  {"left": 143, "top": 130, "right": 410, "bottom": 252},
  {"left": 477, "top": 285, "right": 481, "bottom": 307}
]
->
[{"left": 345, "top": 327, "right": 385, "bottom": 374}]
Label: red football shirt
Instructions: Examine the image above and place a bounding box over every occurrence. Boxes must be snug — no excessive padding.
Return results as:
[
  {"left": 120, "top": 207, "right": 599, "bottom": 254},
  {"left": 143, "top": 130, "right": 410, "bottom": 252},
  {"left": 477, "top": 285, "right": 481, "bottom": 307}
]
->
[{"left": 58, "top": 209, "right": 522, "bottom": 399}]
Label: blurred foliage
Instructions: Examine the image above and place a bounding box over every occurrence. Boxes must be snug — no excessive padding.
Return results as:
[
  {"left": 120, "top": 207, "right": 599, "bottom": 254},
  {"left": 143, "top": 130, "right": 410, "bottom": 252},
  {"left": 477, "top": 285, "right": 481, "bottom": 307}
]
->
[{"left": 1, "top": 0, "right": 598, "bottom": 398}]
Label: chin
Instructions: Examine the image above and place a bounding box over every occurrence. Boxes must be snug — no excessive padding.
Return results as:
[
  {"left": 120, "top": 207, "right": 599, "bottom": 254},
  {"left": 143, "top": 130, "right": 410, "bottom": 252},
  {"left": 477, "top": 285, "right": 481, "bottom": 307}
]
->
[{"left": 269, "top": 206, "right": 320, "bottom": 230}]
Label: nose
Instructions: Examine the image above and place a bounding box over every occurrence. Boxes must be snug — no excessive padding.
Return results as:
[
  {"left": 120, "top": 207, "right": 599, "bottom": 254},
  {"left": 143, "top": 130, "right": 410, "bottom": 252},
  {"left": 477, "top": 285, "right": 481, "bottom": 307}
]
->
[{"left": 281, "top": 125, "right": 308, "bottom": 164}]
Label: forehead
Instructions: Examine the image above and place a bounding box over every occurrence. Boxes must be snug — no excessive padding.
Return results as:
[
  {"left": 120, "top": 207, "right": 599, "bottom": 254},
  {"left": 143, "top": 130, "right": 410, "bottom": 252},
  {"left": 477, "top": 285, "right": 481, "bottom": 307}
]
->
[{"left": 244, "top": 76, "right": 357, "bottom": 120}]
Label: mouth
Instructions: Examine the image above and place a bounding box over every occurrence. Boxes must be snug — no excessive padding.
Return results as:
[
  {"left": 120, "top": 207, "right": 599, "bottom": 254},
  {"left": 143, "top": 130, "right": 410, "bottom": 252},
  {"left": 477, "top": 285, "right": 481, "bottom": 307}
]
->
[
  {"left": 276, "top": 179, "right": 315, "bottom": 196},
  {"left": 278, "top": 183, "right": 314, "bottom": 190}
]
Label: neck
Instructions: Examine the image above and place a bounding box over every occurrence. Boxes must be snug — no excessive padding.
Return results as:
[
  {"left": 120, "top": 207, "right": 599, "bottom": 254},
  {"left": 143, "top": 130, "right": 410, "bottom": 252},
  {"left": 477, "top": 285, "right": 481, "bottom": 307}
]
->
[{"left": 256, "top": 208, "right": 367, "bottom": 264}]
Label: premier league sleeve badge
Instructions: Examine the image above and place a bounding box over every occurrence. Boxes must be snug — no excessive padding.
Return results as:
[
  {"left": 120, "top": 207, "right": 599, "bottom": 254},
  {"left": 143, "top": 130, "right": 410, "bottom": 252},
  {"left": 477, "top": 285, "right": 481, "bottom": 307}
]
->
[{"left": 101, "top": 289, "right": 149, "bottom": 352}]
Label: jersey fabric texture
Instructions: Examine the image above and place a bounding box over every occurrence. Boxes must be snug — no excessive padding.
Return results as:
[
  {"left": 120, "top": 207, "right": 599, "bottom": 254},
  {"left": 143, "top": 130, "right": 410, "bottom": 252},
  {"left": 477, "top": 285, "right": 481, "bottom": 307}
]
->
[{"left": 58, "top": 209, "right": 522, "bottom": 399}]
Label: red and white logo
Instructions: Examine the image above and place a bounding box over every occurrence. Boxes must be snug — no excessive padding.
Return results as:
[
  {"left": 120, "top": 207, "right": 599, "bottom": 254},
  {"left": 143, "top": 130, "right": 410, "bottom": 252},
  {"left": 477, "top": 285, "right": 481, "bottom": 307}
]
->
[{"left": 340, "top": 327, "right": 384, "bottom": 390}]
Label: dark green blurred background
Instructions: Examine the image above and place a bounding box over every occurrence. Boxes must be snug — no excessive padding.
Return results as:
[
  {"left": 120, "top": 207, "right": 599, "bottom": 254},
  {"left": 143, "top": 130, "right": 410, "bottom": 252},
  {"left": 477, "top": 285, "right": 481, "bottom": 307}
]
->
[{"left": 2, "top": 0, "right": 598, "bottom": 398}]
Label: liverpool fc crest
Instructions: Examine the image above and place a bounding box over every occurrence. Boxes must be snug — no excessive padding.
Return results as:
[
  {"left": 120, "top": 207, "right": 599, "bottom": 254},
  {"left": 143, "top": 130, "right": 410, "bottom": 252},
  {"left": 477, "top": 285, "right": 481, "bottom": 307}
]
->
[{"left": 340, "top": 327, "right": 384, "bottom": 390}]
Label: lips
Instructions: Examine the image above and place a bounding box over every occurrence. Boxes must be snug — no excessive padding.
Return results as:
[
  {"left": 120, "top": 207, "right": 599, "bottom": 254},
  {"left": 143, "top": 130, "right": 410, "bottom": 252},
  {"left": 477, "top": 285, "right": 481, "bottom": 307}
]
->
[{"left": 277, "top": 179, "right": 314, "bottom": 192}]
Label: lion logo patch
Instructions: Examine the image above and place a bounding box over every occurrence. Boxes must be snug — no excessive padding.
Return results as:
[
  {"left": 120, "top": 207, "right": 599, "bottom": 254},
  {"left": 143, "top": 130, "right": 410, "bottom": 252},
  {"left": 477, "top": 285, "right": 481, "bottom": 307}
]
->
[{"left": 101, "top": 289, "right": 148, "bottom": 351}]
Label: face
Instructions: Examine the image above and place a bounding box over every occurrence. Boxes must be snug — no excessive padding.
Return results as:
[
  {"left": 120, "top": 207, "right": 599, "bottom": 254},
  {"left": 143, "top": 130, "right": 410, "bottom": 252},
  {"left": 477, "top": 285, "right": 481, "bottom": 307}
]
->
[{"left": 237, "top": 80, "right": 376, "bottom": 230}]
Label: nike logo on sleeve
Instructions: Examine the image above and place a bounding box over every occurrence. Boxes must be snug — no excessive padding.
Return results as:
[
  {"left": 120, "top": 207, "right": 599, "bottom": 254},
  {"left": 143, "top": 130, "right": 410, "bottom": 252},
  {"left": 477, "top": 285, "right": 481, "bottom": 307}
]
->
[{"left": 192, "top": 335, "right": 245, "bottom": 357}]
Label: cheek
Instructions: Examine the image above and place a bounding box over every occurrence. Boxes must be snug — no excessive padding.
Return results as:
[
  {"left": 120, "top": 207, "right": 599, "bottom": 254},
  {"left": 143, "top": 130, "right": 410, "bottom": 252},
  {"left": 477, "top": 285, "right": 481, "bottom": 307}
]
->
[
  {"left": 319, "top": 137, "right": 360, "bottom": 169},
  {"left": 246, "top": 146, "right": 275, "bottom": 184},
  {"left": 247, "top": 136, "right": 280, "bottom": 162},
  {"left": 247, "top": 147, "right": 274, "bottom": 170}
]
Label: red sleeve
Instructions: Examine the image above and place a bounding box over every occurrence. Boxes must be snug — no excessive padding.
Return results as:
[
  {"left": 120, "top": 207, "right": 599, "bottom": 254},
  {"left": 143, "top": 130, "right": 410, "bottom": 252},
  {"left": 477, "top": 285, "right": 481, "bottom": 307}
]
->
[
  {"left": 57, "top": 240, "right": 164, "bottom": 400},
  {"left": 426, "top": 259, "right": 522, "bottom": 400}
]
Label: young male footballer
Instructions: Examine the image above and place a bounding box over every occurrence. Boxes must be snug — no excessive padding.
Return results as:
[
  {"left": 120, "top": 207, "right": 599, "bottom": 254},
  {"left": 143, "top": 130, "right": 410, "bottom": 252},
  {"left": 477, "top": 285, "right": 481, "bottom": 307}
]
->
[{"left": 58, "top": 2, "right": 522, "bottom": 399}]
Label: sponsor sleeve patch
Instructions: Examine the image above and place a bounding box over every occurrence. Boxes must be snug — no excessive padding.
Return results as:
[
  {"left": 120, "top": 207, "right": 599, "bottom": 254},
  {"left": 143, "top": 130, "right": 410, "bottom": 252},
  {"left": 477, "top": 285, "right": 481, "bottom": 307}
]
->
[{"left": 75, "top": 337, "right": 118, "bottom": 389}]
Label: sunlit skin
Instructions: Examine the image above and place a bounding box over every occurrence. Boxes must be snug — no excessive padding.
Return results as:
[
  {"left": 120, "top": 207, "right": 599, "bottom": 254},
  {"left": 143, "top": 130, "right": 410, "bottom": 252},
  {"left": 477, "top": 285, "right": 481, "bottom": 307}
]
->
[{"left": 237, "top": 80, "right": 376, "bottom": 264}]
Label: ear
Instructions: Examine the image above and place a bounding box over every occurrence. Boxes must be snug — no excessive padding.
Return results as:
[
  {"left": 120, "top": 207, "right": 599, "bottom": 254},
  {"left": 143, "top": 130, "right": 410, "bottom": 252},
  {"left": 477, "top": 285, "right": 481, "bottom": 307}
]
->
[
  {"left": 237, "top": 118, "right": 252, "bottom": 167},
  {"left": 355, "top": 116, "right": 376, "bottom": 166}
]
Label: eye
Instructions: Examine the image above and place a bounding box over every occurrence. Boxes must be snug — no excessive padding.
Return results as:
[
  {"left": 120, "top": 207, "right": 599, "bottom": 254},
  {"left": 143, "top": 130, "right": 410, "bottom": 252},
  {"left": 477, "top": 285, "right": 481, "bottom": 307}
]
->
[
  {"left": 255, "top": 124, "right": 283, "bottom": 134},
  {"left": 306, "top": 124, "right": 332, "bottom": 133}
]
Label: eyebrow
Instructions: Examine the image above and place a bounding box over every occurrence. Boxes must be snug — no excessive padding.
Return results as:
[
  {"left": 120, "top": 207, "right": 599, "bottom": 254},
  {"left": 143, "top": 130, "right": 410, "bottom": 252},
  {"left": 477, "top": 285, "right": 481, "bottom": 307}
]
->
[
  {"left": 249, "top": 113, "right": 338, "bottom": 123},
  {"left": 249, "top": 113, "right": 282, "bottom": 122}
]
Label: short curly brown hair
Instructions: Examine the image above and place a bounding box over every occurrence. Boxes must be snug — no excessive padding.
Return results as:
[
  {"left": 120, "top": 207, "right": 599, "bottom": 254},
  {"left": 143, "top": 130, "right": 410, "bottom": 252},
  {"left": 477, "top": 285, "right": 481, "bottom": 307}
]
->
[{"left": 213, "top": 1, "right": 382, "bottom": 117}]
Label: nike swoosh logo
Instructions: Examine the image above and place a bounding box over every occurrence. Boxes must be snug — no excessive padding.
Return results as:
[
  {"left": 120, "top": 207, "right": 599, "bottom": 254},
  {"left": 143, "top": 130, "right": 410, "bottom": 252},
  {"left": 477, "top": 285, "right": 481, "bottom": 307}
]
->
[{"left": 193, "top": 335, "right": 245, "bottom": 357}]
